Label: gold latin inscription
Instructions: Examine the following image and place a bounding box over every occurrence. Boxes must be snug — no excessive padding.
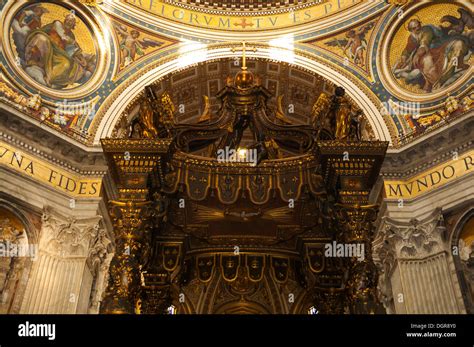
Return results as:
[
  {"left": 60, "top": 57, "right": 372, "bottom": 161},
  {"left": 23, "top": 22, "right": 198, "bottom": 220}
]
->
[
  {"left": 384, "top": 151, "right": 474, "bottom": 199},
  {"left": 0, "top": 142, "right": 102, "bottom": 197}
]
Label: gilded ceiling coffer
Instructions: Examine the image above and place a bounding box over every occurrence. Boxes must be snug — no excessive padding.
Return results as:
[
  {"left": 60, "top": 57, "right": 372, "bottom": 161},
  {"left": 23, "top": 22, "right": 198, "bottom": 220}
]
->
[{"left": 100, "top": 53, "right": 388, "bottom": 314}]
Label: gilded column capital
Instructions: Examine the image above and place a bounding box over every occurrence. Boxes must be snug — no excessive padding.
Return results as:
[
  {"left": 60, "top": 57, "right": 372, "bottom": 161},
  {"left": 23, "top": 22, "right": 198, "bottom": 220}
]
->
[{"left": 335, "top": 203, "right": 378, "bottom": 244}]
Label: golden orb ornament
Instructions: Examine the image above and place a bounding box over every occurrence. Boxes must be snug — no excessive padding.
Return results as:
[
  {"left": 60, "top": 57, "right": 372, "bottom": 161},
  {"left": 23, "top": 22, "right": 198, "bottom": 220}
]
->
[{"left": 234, "top": 69, "right": 254, "bottom": 89}]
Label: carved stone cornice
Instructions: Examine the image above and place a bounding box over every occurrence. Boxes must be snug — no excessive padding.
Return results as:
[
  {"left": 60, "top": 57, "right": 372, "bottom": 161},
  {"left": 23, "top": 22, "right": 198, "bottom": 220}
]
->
[
  {"left": 382, "top": 116, "right": 474, "bottom": 178},
  {"left": 0, "top": 108, "right": 107, "bottom": 175}
]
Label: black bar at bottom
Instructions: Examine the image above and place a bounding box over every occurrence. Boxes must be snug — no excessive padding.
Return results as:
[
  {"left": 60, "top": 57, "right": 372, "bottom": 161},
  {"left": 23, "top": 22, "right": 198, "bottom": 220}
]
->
[{"left": 0, "top": 314, "right": 472, "bottom": 346}]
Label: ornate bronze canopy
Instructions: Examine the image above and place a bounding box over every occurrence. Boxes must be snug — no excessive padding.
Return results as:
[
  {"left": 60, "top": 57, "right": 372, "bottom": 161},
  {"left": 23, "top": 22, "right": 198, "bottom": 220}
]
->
[{"left": 100, "top": 55, "right": 388, "bottom": 314}]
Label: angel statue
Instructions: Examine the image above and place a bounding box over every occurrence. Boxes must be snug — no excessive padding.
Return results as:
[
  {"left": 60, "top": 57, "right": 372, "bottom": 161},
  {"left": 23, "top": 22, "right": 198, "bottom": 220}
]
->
[
  {"left": 325, "top": 22, "right": 374, "bottom": 67},
  {"left": 333, "top": 87, "right": 352, "bottom": 140},
  {"left": 114, "top": 23, "right": 163, "bottom": 68},
  {"left": 128, "top": 86, "right": 175, "bottom": 139},
  {"left": 311, "top": 92, "right": 331, "bottom": 139},
  {"left": 155, "top": 92, "right": 175, "bottom": 137},
  {"left": 311, "top": 87, "right": 365, "bottom": 141}
]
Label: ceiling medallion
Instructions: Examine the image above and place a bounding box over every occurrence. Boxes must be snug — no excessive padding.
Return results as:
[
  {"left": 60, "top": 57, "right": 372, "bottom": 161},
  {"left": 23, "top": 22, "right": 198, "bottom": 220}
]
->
[
  {"left": 378, "top": 0, "right": 473, "bottom": 103},
  {"left": 1, "top": 0, "right": 109, "bottom": 99}
]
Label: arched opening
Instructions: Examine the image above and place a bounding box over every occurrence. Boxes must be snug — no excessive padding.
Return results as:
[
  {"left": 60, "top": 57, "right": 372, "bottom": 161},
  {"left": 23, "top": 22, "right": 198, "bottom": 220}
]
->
[
  {"left": 453, "top": 210, "right": 474, "bottom": 313},
  {"left": 110, "top": 58, "right": 378, "bottom": 147},
  {"left": 0, "top": 205, "right": 34, "bottom": 313},
  {"left": 93, "top": 46, "right": 391, "bottom": 144}
]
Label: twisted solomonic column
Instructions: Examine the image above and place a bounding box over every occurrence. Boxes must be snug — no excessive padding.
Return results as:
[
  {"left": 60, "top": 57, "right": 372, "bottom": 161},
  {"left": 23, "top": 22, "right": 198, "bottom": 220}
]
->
[
  {"left": 336, "top": 204, "right": 382, "bottom": 314},
  {"left": 100, "top": 201, "right": 152, "bottom": 314}
]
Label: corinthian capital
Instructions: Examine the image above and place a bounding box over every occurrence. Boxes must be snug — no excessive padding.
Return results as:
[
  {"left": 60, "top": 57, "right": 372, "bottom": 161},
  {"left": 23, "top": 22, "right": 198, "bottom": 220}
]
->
[
  {"left": 375, "top": 209, "right": 447, "bottom": 261},
  {"left": 335, "top": 204, "right": 378, "bottom": 243},
  {"left": 39, "top": 207, "right": 104, "bottom": 258}
]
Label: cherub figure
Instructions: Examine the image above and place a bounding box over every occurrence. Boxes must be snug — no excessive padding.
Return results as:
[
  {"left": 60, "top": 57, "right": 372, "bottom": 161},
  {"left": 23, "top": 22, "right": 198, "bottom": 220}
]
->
[
  {"left": 325, "top": 22, "right": 374, "bottom": 67},
  {"left": 114, "top": 23, "right": 163, "bottom": 67}
]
